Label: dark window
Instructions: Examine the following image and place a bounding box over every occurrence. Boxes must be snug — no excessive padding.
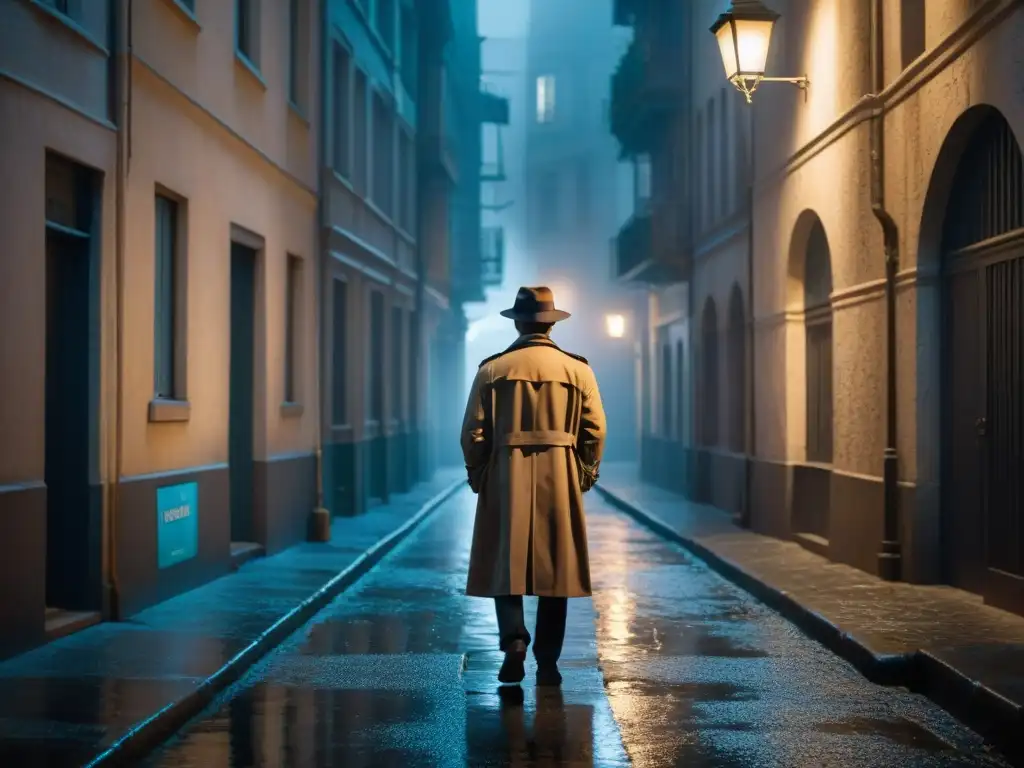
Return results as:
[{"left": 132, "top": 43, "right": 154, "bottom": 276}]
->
[
  {"left": 661, "top": 342, "right": 672, "bottom": 437},
  {"left": 706, "top": 97, "right": 716, "bottom": 226},
  {"left": 804, "top": 219, "right": 833, "bottom": 463},
  {"left": 397, "top": 130, "right": 415, "bottom": 233},
  {"left": 675, "top": 341, "right": 685, "bottom": 440},
  {"left": 727, "top": 286, "right": 746, "bottom": 452},
  {"left": 700, "top": 299, "right": 719, "bottom": 446},
  {"left": 375, "top": 0, "right": 395, "bottom": 51},
  {"left": 391, "top": 305, "right": 404, "bottom": 420},
  {"left": 353, "top": 70, "right": 368, "bottom": 194},
  {"left": 236, "top": 0, "right": 257, "bottom": 64},
  {"left": 900, "top": 0, "right": 926, "bottom": 69},
  {"left": 154, "top": 194, "right": 180, "bottom": 400},
  {"left": 399, "top": 6, "right": 418, "bottom": 98},
  {"left": 331, "top": 279, "right": 348, "bottom": 425},
  {"left": 407, "top": 311, "right": 417, "bottom": 423},
  {"left": 369, "top": 290, "right": 385, "bottom": 422},
  {"left": 332, "top": 43, "right": 350, "bottom": 176},
  {"left": 284, "top": 255, "right": 301, "bottom": 403},
  {"left": 719, "top": 88, "right": 729, "bottom": 219},
  {"left": 288, "top": 0, "right": 301, "bottom": 105},
  {"left": 372, "top": 93, "right": 394, "bottom": 217}
]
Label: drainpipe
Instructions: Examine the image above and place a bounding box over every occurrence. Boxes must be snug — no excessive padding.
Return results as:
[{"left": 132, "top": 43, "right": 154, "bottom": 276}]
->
[
  {"left": 107, "top": 0, "right": 132, "bottom": 620},
  {"left": 309, "top": 0, "right": 331, "bottom": 541},
  {"left": 741, "top": 106, "right": 756, "bottom": 528},
  {"left": 870, "top": 0, "right": 902, "bottom": 581}
]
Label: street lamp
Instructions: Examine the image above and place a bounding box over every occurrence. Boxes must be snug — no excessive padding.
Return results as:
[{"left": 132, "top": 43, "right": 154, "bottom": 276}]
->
[
  {"left": 605, "top": 313, "right": 626, "bottom": 339},
  {"left": 710, "top": 0, "right": 809, "bottom": 104}
]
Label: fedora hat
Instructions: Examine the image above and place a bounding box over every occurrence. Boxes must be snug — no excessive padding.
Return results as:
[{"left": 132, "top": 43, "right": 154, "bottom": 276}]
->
[{"left": 500, "top": 286, "right": 571, "bottom": 323}]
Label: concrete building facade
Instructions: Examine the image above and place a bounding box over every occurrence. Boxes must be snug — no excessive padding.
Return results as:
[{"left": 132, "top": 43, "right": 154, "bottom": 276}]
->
[{"left": 615, "top": 0, "right": 1024, "bottom": 616}]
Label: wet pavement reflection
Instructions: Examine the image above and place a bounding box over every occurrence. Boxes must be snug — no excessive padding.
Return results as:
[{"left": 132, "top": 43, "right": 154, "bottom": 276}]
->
[{"left": 144, "top": 489, "right": 1008, "bottom": 767}]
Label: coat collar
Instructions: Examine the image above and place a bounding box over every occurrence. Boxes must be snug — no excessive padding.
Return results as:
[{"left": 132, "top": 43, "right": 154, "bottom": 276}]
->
[{"left": 507, "top": 333, "right": 559, "bottom": 353}]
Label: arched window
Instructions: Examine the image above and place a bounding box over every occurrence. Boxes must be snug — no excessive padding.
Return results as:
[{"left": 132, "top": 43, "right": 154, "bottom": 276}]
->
[
  {"left": 700, "top": 298, "right": 719, "bottom": 446},
  {"left": 727, "top": 285, "right": 746, "bottom": 452},
  {"left": 804, "top": 219, "right": 833, "bottom": 463}
]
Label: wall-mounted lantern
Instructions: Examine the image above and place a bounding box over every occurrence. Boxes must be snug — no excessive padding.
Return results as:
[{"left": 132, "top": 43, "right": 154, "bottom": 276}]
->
[{"left": 710, "top": 0, "right": 809, "bottom": 103}]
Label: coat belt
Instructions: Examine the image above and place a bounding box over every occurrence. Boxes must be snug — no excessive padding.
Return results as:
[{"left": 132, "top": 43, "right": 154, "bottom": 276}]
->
[{"left": 498, "top": 430, "right": 576, "bottom": 448}]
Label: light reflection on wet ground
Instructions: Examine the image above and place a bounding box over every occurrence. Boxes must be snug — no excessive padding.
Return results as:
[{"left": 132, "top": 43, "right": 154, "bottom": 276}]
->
[{"left": 145, "top": 489, "right": 1008, "bottom": 767}]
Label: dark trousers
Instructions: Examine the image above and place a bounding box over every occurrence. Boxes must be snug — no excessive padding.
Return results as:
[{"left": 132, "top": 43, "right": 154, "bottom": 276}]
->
[{"left": 494, "top": 595, "right": 568, "bottom": 665}]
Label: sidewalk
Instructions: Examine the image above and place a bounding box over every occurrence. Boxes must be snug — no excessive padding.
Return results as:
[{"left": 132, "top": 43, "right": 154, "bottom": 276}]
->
[
  {"left": 595, "top": 462, "right": 1024, "bottom": 763},
  {"left": 0, "top": 468, "right": 464, "bottom": 768}
]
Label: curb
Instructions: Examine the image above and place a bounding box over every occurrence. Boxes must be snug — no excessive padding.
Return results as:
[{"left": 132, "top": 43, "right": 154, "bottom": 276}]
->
[
  {"left": 595, "top": 484, "right": 1022, "bottom": 763},
  {"left": 85, "top": 478, "right": 465, "bottom": 768}
]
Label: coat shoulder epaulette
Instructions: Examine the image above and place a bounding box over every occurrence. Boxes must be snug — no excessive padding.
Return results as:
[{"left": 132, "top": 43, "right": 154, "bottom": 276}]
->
[
  {"left": 477, "top": 350, "right": 507, "bottom": 368},
  {"left": 562, "top": 350, "right": 589, "bottom": 365}
]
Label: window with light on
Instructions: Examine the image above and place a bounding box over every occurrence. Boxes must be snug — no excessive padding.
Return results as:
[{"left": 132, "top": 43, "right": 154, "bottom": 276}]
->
[{"left": 536, "top": 75, "right": 555, "bottom": 123}]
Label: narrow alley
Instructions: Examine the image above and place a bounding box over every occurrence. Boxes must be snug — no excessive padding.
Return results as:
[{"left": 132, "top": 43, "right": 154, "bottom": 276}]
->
[{"left": 141, "top": 490, "right": 1005, "bottom": 768}]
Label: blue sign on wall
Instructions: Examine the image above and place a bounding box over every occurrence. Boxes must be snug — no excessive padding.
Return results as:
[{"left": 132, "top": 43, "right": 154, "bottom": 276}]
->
[{"left": 157, "top": 481, "right": 198, "bottom": 569}]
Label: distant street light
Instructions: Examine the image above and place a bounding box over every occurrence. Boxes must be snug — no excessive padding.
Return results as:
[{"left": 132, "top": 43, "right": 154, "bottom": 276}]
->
[
  {"left": 710, "top": 0, "right": 809, "bottom": 104},
  {"left": 605, "top": 313, "right": 626, "bottom": 339}
]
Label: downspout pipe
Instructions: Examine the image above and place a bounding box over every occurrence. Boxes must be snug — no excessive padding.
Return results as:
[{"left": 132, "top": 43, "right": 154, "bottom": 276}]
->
[
  {"left": 309, "top": 0, "right": 331, "bottom": 541},
  {"left": 742, "top": 106, "right": 756, "bottom": 528},
  {"left": 869, "top": 0, "right": 902, "bottom": 581},
  {"left": 107, "top": 0, "right": 132, "bottom": 620}
]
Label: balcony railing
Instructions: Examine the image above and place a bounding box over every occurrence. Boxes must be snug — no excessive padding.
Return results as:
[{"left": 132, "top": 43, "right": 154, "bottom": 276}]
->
[
  {"left": 613, "top": 202, "right": 689, "bottom": 284},
  {"left": 610, "top": 34, "right": 684, "bottom": 157},
  {"left": 480, "top": 226, "right": 504, "bottom": 288}
]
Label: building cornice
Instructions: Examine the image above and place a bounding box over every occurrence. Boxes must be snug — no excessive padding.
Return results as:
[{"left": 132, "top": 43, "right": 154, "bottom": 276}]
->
[{"left": 761, "top": 0, "right": 1020, "bottom": 187}]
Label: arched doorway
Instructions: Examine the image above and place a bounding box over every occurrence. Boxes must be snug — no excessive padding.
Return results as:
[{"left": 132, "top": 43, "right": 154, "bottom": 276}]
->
[
  {"left": 727, "top": 285, "right": 746, "bottom": 453},
  {"left": 939, "top": 108, "right": 1024, "bottom": 610},
  {"left": 700, "top": 298, "right": 719, "bottom": 447}
]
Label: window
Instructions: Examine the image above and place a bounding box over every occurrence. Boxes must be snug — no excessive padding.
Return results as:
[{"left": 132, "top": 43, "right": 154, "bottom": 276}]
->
[
  {"left": 536, "top": 74, "right": 555, "bottom": 123},
  {"left": 284, "top": 255, "right": 301, "bottom": 403},
  {"left": 660, "top": 342, "right": 672, "bottom": 437},
  {"left": 634, "top": 155, "right": 651, "bottom": 208},
  {"left": 42, "top": 0, "right": 72, "bottom": 16},
  {"left": 694, "top": 111, "right": 704, "bottom": 232},
  {"left": 719, "top": 88, "right": 729, "bottom": 219},
  {"left": 375, "top": 0, "right": 395, "bottom": 51},
  {"left": 576, "top": 160, "right": 590, "bottom": 227},
  {"left": 372, "top": 93, "right": 395, "bottom": 217},
  {"left": 331, "top": 279, "right": 348, "bottom": 425},
  {"left": 332, "top": 43, "right": 350, "bottom": 176},
  {"left": 398, "top": 129, "right": 415, "bottom": 233},
  {"left": 288, "top": 0, "right": 302, "bottom": 106},
  {"left": 236, "top": 0, "right": 259, "bottom": 66},
  {"left": 399, "top": 6, "right": 417, "bottom": 98},
  {"left": 706, "top": 97, "right": 716, "bottom": 225},
  {"left": 369, "top": 291, "right": 385, "bottom": 422},
  {"left": 154, "top": 194, "right": 184, "bottom": 400},
  {"left": 353, "top": 70, "right": 368, "bottom": 194},
  {"left": 804, "top": 220, "right": 833, "bottom": 463},
  {"left": 390, "top": 305, "right": 404, "bottom": 421}
]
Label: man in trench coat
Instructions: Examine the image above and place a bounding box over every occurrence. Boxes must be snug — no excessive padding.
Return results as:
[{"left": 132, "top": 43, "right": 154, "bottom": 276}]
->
[{"left": 461, "top": 286, "right": 607, "bottom": 686}]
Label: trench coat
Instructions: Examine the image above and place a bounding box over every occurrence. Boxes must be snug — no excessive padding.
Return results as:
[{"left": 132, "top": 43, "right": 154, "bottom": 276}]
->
[{"left": 461, "top": 333, "right": 607, "bottom": 598}]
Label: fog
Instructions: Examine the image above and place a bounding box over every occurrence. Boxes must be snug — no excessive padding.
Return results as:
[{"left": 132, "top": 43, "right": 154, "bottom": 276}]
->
[{"left": 455, "top": 0, "right": 638, "bottom": 462}]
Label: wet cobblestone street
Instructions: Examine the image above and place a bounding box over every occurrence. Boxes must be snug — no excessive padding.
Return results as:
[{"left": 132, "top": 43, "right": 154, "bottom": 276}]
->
[{"left": 144, "top": 489, "right": 1009, "bottom": 767}]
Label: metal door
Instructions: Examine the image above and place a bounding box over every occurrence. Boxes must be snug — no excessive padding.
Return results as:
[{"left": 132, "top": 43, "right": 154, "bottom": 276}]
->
[{"left": 940, "top": 109, "right": 1024, "bottom": 612}]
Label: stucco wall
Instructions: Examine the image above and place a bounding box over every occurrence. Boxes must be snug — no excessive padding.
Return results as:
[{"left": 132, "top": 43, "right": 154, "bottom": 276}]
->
[{"left": 0, "top": 1, "right": 117, "bottom": 487}]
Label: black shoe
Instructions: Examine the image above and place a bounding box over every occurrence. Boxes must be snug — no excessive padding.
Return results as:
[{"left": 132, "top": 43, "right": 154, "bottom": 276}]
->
[
  {"left": 498, "top": 640, "right": 527, "bottom": 684},
  {"left": 536, "top": 663, "right": 562, "bottom": 686}
]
